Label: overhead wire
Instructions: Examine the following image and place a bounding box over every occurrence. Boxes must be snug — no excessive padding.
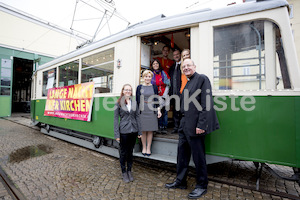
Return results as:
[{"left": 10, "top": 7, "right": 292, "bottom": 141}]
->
[
  {"left": 14, "top": 0, "right": 130, "bottom": 55},
  {"left": 71, "top": 0, "right": 130, "bottom": 44},
  {"left": 13, "top": 0, "right": 91, "bottom": 57},
  {"left": 95, "top": 8, "right": 116, "bottom": 38}
]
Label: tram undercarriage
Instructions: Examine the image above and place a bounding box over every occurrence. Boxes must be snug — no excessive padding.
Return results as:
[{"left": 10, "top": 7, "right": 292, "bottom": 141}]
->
[
  {"left": 40, "top": 123, "right": 300, "bottom": 189},
  {"left": 40, "top": 124, "right": 231, "bottom": 166}
]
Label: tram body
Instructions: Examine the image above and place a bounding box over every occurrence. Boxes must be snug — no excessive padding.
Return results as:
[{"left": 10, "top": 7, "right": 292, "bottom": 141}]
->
[{"left": 31, "top": 0, "right": 300, "bottom": 169}]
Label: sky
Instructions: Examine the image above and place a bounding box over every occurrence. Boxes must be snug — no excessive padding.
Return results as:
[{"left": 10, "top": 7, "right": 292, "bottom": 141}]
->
[{"left": 0, "top": 0, "right": 243, "bottom": 41}]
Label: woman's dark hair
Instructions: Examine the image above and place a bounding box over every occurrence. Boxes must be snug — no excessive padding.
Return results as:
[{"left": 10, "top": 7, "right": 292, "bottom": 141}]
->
[
  {"left": 150, "top": 59, "right": 163, "bottom": 71},
  {"left": 117, "top": 84, "right": 132, "bottom": 105}
]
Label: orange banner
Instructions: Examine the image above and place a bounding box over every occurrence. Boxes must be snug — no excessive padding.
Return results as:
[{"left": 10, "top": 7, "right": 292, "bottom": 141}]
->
[{"left": 44, "top": 82, "right": 94, "bottom": 121}]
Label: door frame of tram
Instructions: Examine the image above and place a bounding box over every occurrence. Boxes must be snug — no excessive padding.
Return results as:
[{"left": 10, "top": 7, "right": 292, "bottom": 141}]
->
[{"left": 139, "top": 26, "right": 198, "bottom": 130}]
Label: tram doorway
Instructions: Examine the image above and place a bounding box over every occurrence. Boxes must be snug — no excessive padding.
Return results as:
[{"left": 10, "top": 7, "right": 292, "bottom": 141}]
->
[
  {"left": 140, "top": 28, "right": 190, "bottom": 130},
  {"left": 12, "top": 57, "right": 33, "bottom": 113}
]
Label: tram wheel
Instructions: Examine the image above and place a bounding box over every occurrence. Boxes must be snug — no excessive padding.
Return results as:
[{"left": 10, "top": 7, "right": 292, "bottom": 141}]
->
[
  {"left": 45, "top": 124, "right": 51, "bottom": 133},
  {"left": 93, "top": 136, "right": 102, "bottom": 148}
]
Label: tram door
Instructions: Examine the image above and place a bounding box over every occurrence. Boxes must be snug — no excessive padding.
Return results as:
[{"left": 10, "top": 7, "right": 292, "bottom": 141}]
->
[{"left": 140, "top": 28, "right": 191, "bottom": 127}]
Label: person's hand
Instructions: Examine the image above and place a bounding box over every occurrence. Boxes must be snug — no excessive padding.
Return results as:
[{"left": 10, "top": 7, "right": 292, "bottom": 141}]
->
[
  {"left": 138, "top": 135, "right": 142, "bottom": 139},
  {"left": 157, "top": 110, "right": 162, "bottom": 118},
  {"left": 196, "top": 128, "right": 205, "bottom": 134},
  {"left": 116, "top": 138, "right": 120, "bottom": 142}
]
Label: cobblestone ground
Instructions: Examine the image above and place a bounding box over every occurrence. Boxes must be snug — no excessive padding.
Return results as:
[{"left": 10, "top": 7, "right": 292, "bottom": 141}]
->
[
  {"left": 207, "top": 160, "right": 300, "bottom": 198},
  {"left": 0, "top": 180, "right": 12, "bottom": 200},
  {"left": 0, "top": 116, "right": 299, "bottom": 199}
]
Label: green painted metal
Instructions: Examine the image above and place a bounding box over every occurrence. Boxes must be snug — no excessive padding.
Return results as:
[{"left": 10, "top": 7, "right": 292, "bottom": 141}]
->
[
  {"left": 0, "top": 96, "right": 11, "bottom": 117},
  {"left": 33, "top": 97, "right": 115, "bottom": 139},
  {"left": 0, "top": 46, "right": 53, "bottom": 77},
  {"left": 32, "top": 95, "right": 300, "bottom": 168},
  {"left": 206, "top": 96, "right": 298, "bottom": 168},
  {"left": 30, "top": 100, "right": 36, "bottom": 121},
  {"left": 0, "top": 54, "right": 13, "bottom": 117},
  {"left": 0, "top": 46, "right": 53, "bottom": 66},
  {"left": 295, "top": 97, "right": 300, "bottom": 168}
]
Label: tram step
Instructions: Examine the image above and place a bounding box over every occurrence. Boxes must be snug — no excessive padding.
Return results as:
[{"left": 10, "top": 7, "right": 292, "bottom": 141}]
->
[{"left": 133, "top": 151, "right": 178, "bottom": 165}]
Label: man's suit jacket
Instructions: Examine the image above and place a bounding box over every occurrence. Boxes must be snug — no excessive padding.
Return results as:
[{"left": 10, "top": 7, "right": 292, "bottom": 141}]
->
[
  {"left": 180, "top": 72, "right": 219, "bottom": 136},
  {"left": 169, "top": 62, "right": 182, "bottom": 96}
]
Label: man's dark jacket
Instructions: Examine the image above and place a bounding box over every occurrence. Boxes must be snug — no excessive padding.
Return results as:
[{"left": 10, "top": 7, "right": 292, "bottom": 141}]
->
[
  {"left": 180, "top": 72, "right": 219, "bottom": 136},
  {"left": 169, "top": 62, "right": 182, "bottom": 96}
]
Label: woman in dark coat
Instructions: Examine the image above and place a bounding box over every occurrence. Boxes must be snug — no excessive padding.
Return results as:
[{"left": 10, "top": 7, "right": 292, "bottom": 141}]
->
[{"left": 114, "top": 84, "right": 141, "bottom": 183}]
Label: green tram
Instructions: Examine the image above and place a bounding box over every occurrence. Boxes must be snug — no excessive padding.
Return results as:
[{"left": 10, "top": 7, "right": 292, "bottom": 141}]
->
[{"left": 31, "top": 0, "right": 300, "bottom": 183}]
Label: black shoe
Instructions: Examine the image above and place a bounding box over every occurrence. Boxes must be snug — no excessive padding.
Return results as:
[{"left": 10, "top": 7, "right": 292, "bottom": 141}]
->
[
  {"left": 171, "top": 129, "right": 178, "bottom": 134},
  {"left": 161, "top": 128, "right": 167, "bottom": 134},
  {"left": 165, "top": 181, "right": 187, "bottom": 189},
  {"left": 122, "top": 172, "right": 130, "bottom": 183},
  {"left": 127, "top": 171, "right": 134, "bottom": 182},
  {"left": 188, "top": 188, "right": 207, "bottom": 199}
]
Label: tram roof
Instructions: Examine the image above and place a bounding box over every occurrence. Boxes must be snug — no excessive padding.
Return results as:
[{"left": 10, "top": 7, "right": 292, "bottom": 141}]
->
[{"left": 37, "top": 0, "right": 288, "bottom": 71}]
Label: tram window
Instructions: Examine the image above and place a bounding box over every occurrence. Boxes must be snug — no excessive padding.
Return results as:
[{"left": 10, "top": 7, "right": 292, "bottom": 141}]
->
[
  {"left": 81, "top": 48, "right": 114, "bottom": 93},
  {"left": 213, "top": 21, "right": 266, "bottom": 90},
  {"left": 214, "top": 21, "right": 266, "bottom": 90},
  {"left": 58, "top": 60, "right": 79, "bottom": 86},
  {"left": 213, "top": 20, "right": 291, "bottom": 90},
  {"left": 42, "top": 68, "right": 56, "bottom": 96}
]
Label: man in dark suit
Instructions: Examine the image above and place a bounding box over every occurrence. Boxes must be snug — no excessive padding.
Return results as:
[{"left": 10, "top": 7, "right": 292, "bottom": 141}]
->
[
  {"left": 169, "top": 49, "right": 182, "bottom": 133},
  {"left": 165, "top": 58, "right": 219, "bottom": 199}
]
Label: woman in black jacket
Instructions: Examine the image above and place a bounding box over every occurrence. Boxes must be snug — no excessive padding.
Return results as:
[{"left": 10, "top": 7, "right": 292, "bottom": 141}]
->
[{"left": 114, "top": 84, "right": 141, "bottom": 183}]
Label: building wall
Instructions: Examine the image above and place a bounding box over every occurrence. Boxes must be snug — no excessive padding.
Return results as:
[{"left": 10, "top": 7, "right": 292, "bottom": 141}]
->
[{"left": 0, "top": 10, "right": 85, "bottom": 57}]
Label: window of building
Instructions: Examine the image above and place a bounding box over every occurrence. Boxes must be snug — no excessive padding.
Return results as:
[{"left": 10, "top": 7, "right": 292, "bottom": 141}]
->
[
  {"left": 81, "top": 48, "right": 114, "bottom": 93},
  {"left": 42, "top": 68, "right": 56, "bottom": 96},
  {"left": 59, "top": 60, "right": 79, "bottom": 86},
  {"left": 0, "top": 59, "right": 12, "bottom": 96}
]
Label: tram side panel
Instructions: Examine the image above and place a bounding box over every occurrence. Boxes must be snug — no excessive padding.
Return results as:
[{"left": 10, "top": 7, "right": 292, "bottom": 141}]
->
[
  {"left": 205, "top": 95, "right": 300, "bottom": 168},
  {"left": 33, "top": 97, "right": 115, "bottom": 139}
]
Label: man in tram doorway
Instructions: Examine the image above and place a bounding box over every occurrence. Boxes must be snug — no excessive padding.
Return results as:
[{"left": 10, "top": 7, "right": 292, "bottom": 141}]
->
[
  {"left": 154, "top": 45, "right": 174, "bottom": 75},
  {"left": 165, "top": 58, "right": 219, "bottom": 199},
  {"left": 169, "top": 49, "right": 182, "bottom": 134}
]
